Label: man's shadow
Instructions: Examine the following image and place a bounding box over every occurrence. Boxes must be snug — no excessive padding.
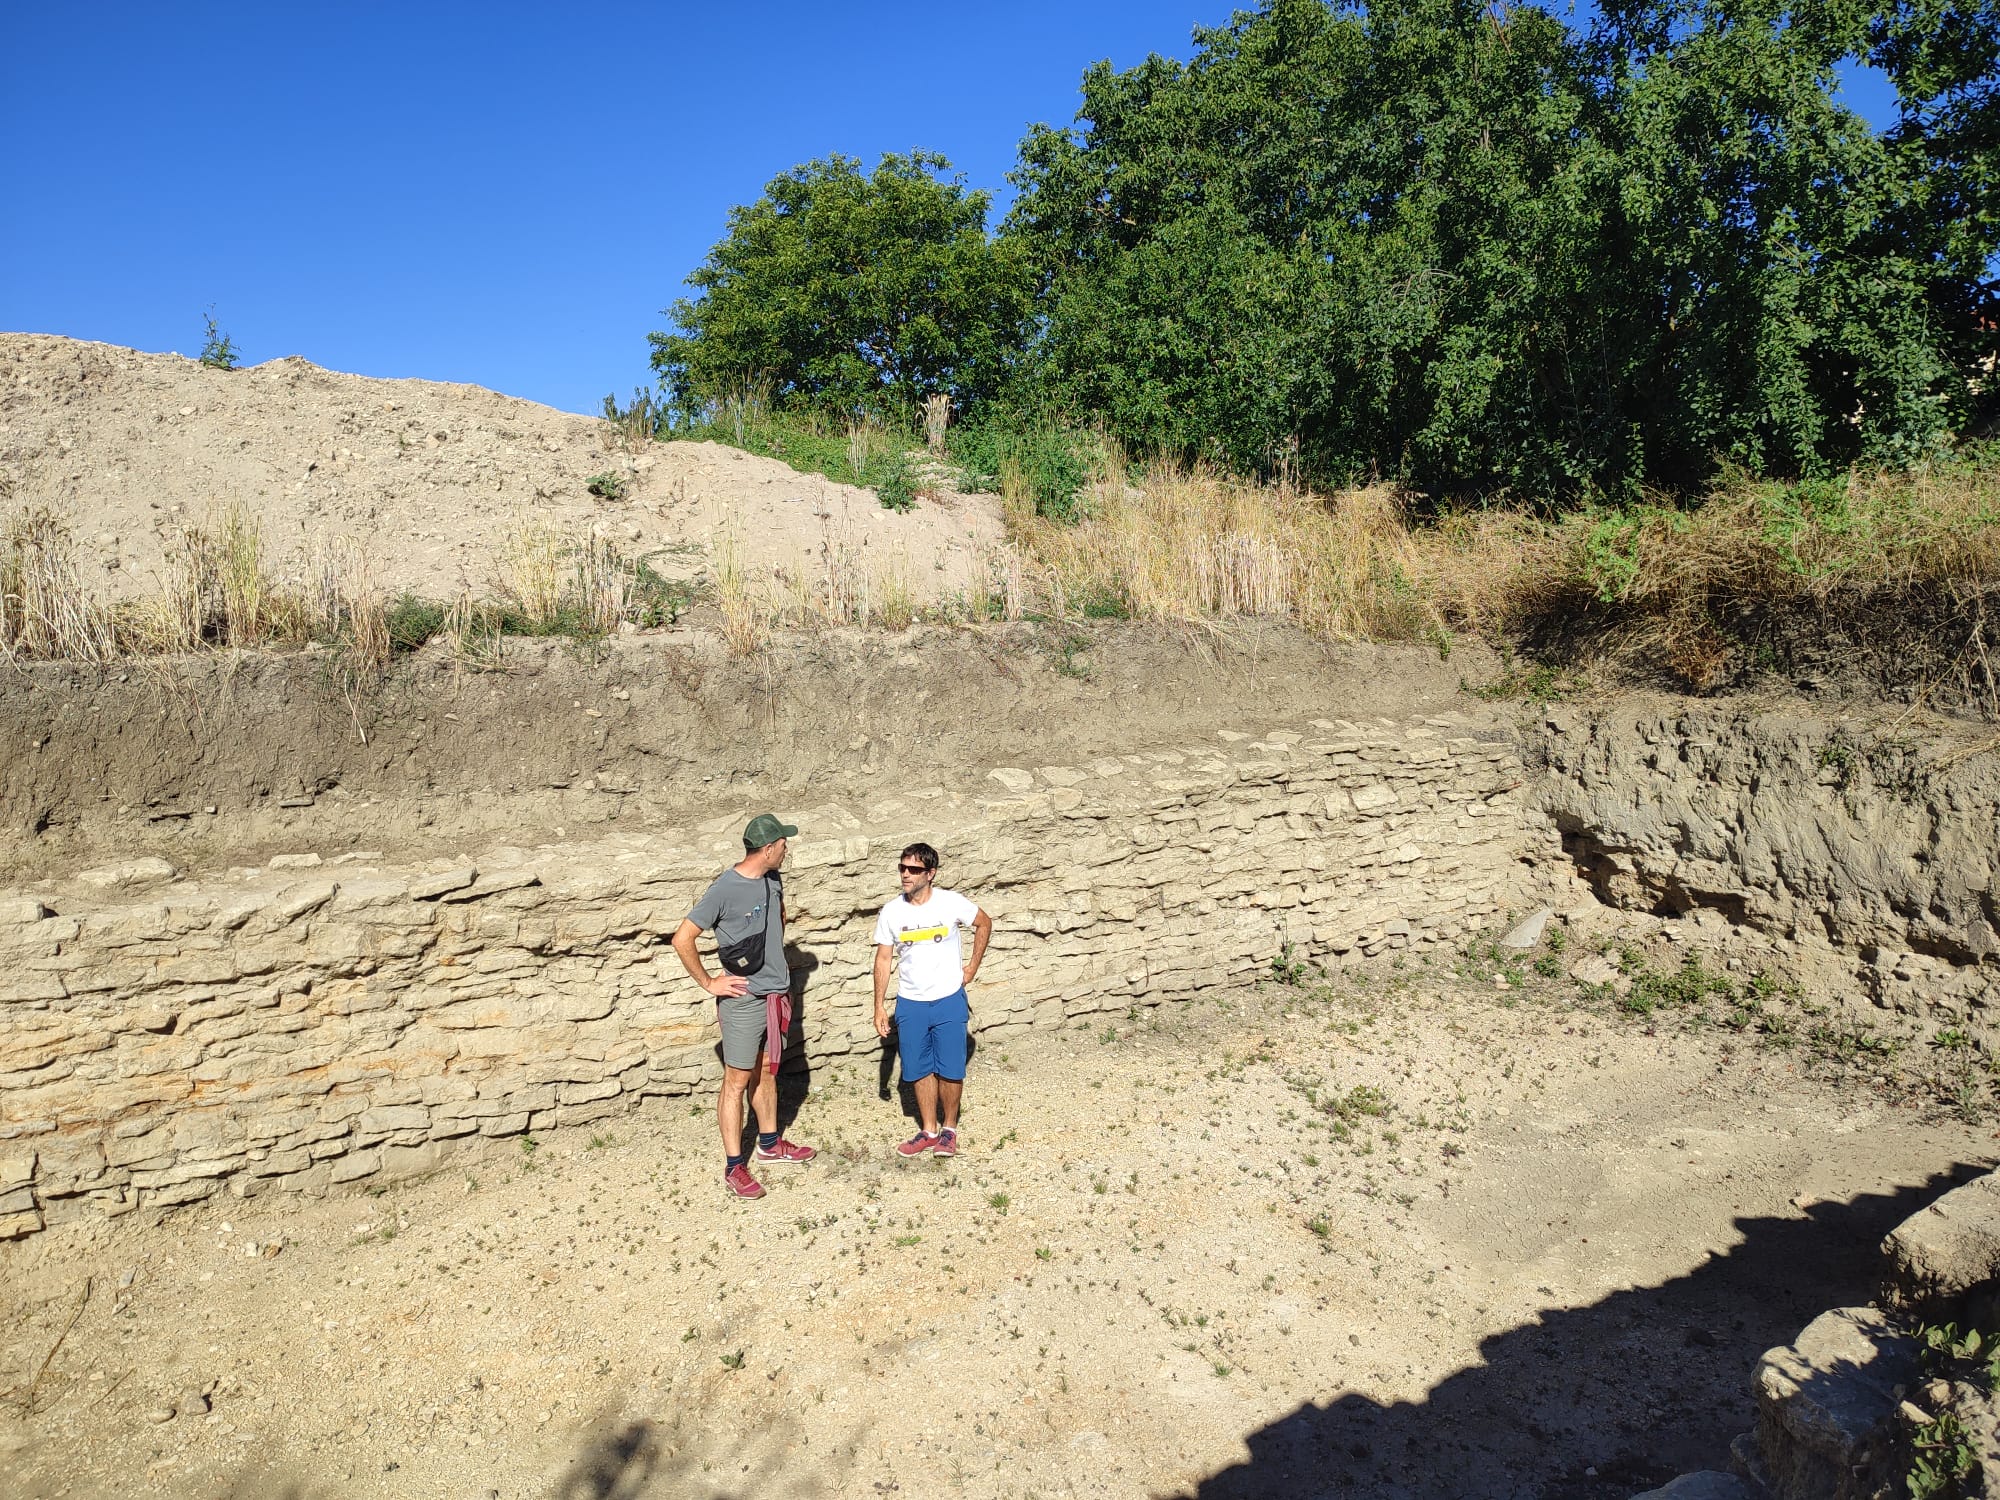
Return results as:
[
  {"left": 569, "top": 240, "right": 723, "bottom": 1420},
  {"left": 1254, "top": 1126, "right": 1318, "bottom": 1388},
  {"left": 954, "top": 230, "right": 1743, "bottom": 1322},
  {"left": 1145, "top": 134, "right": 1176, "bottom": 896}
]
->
[{"left": 877, "top": 1016, "right": 978, "bottom": 1123}]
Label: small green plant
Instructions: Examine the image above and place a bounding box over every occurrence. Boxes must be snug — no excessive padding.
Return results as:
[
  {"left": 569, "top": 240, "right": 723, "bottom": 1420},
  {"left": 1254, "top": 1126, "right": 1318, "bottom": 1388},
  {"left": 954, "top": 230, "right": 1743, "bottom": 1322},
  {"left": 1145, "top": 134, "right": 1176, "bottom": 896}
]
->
[
  {"left": 874, "top": 447, "right": 917, "bottom": 512},
  {"left": 586, "top": 1132, "right": 616, "bottom": 1151},
  {"left": 1036, "top": 621, "right": 1094, "bottom": 680},
  {"left": 1307, "top": 1216, "right": 1331, "bottom": 1239},
  {"left": 988, "top": 1192, "right": 1011, "bottom": 1213},
  {"left": 1908, "top": 1408, "right": 1978, "bottom": 1500},
  {"left": 719, "top": 1350, "right": 746, "bottom": 1371},
  {"left": 601, "top": 388, "right": 662, "bottom": 449},
  {"left": 1816, "top": 736, "right": 1856, "bottom": 792},
  {"left": 1034, "top": 1246, "right": 1052, "bottom": 1261},
  {"left": 386, "top": 593, "right": 445, "bottom": 653},
  {"left": 1462, "top": 650, "right": 1578, "bottom": 704},
  {"left": 586, "top": 471, "right": 629, "bottom": 501},
  {"left": 519, "top": 1135, "right": 540, "bottom": 1172},
  {"left": 1929, "top": 1027, "right": 1989, "bottom": 1122},
  {"left": 1327, "top": 1084, "right": 1390, "bottom": 1125},
  {"left": 1270, "top": 942, "right": 1310, "bottom": 986},
  {"left": 198, "top": 309, "right": 239, "bottom": 371}
]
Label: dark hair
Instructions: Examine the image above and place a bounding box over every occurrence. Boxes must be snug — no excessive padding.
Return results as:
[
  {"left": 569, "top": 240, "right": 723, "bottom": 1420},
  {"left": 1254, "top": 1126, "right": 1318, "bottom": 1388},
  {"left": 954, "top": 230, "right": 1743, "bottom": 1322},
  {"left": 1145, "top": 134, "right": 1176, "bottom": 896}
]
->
[{"left": 900, "top": 841, "right": 940, "bottom": 872}]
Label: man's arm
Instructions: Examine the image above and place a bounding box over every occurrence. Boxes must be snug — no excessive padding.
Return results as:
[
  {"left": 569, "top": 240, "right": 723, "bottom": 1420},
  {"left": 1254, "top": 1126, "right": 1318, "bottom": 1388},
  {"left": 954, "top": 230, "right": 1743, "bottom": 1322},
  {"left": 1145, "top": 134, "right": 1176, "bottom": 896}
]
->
[
  {"left": 872, "top": 944, "right": 895, "bottom": 1038},
  {"left": 672, "top": 918, "right": 749, "bottom": 998},
  {"left": 962, "top": 907, "right": 992, "bottom": 986}
]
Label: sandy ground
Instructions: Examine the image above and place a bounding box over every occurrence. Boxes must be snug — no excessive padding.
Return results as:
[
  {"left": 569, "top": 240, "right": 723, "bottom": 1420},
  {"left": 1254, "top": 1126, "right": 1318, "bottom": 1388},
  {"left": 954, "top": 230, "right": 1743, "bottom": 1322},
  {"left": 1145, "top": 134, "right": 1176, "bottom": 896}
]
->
[
  {"left": 0, "top": 334, "right": 1004, "bottom": 605},
  {"left": 1, "top": 943, "right": 1987, "bottom": 1500}
]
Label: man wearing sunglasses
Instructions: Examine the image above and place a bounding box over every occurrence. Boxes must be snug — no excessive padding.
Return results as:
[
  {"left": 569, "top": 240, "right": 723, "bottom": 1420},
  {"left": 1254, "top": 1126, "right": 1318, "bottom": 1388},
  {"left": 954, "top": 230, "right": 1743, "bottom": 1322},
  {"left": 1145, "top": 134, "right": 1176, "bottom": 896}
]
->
[{"left": 872, "top": 842, "right": 992, "bottom": 1157}]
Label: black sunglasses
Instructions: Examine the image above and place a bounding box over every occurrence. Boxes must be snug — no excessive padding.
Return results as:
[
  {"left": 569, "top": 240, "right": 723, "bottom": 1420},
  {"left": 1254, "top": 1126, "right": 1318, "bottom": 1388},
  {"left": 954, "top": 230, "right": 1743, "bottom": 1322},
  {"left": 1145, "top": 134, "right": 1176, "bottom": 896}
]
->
[{"left": 897, "top": 862, "right": 931, "bottom": 874}]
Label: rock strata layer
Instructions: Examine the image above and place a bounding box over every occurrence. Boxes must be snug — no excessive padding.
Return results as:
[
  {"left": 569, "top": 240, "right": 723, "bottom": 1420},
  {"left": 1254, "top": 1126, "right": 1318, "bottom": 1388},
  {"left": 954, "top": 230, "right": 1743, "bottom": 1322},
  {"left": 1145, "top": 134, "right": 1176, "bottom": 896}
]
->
[{"left": 0, "top": 713, "right": 1545, "bottom": 1236}]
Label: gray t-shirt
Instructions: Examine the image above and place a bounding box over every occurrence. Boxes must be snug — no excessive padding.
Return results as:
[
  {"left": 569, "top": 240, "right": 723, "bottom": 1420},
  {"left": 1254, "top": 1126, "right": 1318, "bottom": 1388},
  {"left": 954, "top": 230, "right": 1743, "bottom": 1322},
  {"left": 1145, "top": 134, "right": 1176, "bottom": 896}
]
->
[{"left": 687, "top": 869, "right": 789, "bottom": 995}]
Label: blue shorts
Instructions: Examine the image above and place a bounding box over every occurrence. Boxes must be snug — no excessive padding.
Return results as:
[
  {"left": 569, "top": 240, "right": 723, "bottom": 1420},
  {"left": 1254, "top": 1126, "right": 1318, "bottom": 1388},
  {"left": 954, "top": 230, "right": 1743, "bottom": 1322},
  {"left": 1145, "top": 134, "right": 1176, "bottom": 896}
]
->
[{"left": 896, "top": 988, "right": 969, "bottom": 1082}]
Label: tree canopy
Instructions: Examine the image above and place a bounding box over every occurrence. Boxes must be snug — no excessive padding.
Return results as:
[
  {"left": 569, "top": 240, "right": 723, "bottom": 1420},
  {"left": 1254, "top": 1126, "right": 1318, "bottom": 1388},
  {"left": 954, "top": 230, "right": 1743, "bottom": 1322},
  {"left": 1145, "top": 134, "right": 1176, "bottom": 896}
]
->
[
  {"left": 649, "top": 152, "right": 1033, "bottom": 422},
  {"left": 656, "top": 1, "right": 2000, "bottom": 502},
  {"left": 1006, "top": 0, "right": 2000, "bottom": 499}
]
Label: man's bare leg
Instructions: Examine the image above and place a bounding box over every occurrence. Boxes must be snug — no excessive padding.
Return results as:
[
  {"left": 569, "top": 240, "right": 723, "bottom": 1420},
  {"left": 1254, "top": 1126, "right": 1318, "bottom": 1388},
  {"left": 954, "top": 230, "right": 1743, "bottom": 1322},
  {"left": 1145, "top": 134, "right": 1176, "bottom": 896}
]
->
[
  {"left": 939, "top": 1078, "right": 963, "bottom": 1132},
  {"left": 718, "top": 1064, "right": 753, "bottom": 1157},
  {"left": 718, "top": 1057, "right": 781, "bottom": 1158},
  {"left": 749, "top": 1054, "right": 778, "bottom": 1139},
  {"left": 912, "top": 1074, "right": 940, "bottom": 1135}
]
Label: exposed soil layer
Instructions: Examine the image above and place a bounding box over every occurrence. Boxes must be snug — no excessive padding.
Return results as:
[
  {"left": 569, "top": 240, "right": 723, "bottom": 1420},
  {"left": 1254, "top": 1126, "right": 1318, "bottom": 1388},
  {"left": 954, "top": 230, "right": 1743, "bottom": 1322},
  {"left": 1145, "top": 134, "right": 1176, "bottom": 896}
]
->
[
  {"left": 0, "top": 959, "right": 1984, "bottom": 1500},
  {"left": 0, "top": 625, "right": 1498, "bottom": 879}
]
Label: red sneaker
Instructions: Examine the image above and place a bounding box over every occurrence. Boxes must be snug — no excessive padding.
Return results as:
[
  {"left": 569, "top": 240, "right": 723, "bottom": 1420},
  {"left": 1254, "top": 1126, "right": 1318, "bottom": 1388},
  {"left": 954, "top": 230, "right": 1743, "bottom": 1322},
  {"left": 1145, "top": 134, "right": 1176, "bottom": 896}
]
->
[
  {"left": 754, "top": 1138, "right": 817, "bottom": 1164},
  {"left": 933, "top": 1128, "right": 959, "bottom": 1158},
  {"left": 896, "top": 1131, "right": 940, "bottom": 1157},
  {"left": 723, "top": 1164, "right": 766, "bottom": 1199}
]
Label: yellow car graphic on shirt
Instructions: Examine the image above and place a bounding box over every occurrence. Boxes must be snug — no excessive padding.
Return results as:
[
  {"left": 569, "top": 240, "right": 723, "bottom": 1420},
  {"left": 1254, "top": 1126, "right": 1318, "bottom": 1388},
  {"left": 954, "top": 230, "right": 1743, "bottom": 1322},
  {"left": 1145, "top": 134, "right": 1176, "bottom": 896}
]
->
[{"left": 894, "top": 924, "right": 951, "bottom": 948}]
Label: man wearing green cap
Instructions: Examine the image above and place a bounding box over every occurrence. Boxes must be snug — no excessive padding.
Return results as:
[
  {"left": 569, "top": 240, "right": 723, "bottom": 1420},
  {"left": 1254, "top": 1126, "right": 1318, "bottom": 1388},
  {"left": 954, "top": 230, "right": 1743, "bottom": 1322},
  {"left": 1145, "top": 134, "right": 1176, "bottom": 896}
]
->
[{"left": 673, "top": 812, "right": 816, "bottom": 1200}]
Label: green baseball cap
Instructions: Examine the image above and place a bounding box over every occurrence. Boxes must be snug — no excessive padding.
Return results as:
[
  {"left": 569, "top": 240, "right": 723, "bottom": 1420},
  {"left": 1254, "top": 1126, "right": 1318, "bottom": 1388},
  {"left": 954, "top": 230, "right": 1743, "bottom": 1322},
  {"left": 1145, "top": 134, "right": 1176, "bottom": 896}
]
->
[{"left": 742, "top": 812, "right": 798, "bottom": 849}]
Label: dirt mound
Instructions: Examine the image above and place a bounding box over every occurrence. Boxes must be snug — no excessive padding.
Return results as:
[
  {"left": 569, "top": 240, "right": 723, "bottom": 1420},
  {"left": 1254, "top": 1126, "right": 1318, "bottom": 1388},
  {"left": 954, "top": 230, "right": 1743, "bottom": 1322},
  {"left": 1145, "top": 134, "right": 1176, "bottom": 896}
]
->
[{"left": 0, "top": 333, "right": 1004, "bottom": 603}]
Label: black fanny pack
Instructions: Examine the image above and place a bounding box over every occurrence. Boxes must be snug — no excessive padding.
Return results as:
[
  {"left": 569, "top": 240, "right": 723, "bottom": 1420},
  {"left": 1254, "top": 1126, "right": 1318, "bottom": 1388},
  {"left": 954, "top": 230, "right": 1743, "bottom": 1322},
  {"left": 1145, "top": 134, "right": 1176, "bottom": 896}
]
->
[{"left": 717, "top": 876, "right": 773, "bottom": 976}]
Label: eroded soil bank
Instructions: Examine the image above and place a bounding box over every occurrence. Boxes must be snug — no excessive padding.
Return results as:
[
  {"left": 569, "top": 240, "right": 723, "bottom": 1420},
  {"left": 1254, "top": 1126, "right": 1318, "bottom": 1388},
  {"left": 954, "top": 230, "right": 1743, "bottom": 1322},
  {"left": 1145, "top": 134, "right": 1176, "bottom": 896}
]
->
[
  {"left": 0, "top": 625, "right": 1493, "bottom": 878},
  {"left": 0, "top": 950, "right": 1987, "bottom": 1500}
]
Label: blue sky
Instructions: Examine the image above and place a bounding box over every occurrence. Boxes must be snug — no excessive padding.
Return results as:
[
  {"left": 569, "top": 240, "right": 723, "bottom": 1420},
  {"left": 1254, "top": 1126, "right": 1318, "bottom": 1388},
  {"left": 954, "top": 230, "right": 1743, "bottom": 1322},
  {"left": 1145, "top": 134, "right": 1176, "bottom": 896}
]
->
[{"left": 1, "top": 2, "right": 1902, "bottom": 416}]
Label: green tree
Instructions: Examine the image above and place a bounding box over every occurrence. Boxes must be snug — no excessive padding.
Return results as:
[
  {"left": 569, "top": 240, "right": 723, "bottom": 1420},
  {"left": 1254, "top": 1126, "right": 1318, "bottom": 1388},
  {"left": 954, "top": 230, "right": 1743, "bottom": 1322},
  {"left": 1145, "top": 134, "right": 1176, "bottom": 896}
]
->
[
  {"left": 650, "top": 152, "right": 1034, "bottom": 423},
  {"left": 1001, "top": 0, "right": 2000, "bottom": 501}
]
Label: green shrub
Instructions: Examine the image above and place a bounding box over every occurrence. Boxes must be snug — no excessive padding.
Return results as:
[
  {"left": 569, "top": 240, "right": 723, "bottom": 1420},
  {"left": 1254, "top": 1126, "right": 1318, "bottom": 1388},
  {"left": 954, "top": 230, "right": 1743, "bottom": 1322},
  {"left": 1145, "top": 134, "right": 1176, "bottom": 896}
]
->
[
  {"left": 950, "top": 416, "right": 1096, "bottom": 523},
  {"left": 586, "top": 472, "right": 628, "bottom": 501},
  {"left": 873, "top": 447, "right": 917, "bottom": 512}
]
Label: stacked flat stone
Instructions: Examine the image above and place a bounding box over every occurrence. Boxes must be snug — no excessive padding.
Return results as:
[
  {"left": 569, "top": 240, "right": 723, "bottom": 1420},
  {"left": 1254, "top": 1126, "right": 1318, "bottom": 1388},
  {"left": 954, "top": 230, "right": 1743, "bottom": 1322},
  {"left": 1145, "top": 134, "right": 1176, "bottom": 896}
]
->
[{"left": 0, "top": 713, "right": 1546, "bottom": 1239}]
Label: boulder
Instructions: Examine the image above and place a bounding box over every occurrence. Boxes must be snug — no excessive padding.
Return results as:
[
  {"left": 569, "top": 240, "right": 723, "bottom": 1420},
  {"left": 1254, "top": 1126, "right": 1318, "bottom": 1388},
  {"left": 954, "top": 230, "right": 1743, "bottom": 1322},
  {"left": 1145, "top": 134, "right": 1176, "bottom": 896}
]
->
[
  {"left": 1752, "top": 1306, "right": 1917, "bottom": 1500},
  {"left": 1499, "top": 907, "right": 1553, "bottom": 949},
  {"left": 1883, "top": 1171, "right": 2000, "bottom": 1318}
]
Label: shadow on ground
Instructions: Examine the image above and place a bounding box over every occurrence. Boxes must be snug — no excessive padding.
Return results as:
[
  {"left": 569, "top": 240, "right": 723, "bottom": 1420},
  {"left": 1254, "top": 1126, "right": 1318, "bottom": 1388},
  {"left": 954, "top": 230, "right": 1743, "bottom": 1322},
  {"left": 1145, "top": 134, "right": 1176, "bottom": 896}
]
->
[
  {"left": 1180, "top": 1162, "right": 1990, "bottom": 1500},
  {"left": 549, "top": 1404, "right": 857, "bottom": 1500}
]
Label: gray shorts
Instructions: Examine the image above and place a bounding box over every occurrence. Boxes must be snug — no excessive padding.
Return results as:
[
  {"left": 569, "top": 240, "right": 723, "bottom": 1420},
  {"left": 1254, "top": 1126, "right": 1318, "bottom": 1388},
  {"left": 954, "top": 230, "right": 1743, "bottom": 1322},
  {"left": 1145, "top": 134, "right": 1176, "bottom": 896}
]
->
[{"left": 717, "top": 992, "right": 772, "bottom": 1071}]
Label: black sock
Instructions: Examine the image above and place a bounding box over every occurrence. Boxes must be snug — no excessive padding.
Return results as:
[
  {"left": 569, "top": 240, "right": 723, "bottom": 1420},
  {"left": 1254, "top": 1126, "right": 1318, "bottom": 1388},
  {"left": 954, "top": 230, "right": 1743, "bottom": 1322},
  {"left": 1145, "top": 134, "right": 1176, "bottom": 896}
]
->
[
  {"left": 726, "top": 1153, "right": 745, "bottom": 1172},
  {"left": 758, "top": 1131, "right": 779, "bottom": 1151}
]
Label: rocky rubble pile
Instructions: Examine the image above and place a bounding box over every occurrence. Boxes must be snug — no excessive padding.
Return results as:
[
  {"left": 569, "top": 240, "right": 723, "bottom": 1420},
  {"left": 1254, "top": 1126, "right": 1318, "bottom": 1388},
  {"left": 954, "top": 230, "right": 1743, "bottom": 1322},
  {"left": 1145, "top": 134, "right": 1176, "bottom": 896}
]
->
[{"left": 1636, "top": 1170, "right": 2000, "bottom": 1499}]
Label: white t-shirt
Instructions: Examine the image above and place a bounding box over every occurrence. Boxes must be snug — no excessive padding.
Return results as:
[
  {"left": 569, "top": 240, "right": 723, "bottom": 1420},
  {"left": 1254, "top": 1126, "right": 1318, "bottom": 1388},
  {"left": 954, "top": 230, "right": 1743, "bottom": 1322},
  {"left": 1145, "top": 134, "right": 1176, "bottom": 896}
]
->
[{"left": 873, "top": 887, "right": 981, "bottom": 1003}]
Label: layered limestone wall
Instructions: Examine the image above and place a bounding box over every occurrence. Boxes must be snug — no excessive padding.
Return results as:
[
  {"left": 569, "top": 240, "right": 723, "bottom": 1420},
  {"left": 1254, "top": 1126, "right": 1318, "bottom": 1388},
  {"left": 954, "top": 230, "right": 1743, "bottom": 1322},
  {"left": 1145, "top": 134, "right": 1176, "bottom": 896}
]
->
[
  {"left": 1530, "top": 705, "right": 2000, "bottom": 1030},
  {"left": 0, "top": 712, "right": 1549, "bottom": 1239}
]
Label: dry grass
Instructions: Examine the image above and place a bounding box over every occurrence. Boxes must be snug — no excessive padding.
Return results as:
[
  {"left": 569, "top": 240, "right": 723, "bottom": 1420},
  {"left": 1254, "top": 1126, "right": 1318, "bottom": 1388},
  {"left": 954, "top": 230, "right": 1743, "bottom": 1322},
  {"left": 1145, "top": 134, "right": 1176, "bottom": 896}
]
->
[
  {"left": 1002, "top": 455, "right": 2000, "bottom": 695},
  {"left": 6, "top": 455, "right": 1992, "bottom": 699},
  {"left": 499, "top": 517, "right": 564, "bottom": 631},
  {"left": 570, "top": 531, "right": 629, "bottom": 639},
  {"left": 1, "top": 507, "right": 118, "bottom": 661},
  {"left": 714, "top": 534, "right": 765, "bottom": 656},
  {"left": 1414, "top": 464, "right": 2000, "bottom": 690},
  {"left": 923, "top": 394, "right": 951, "bottom": 453},
  {"left": 4, "top": 506, "right": 389, "bottom": 671},
  {"left": 1015, "top": 464, "right": 1442, "bottom": 640}
]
